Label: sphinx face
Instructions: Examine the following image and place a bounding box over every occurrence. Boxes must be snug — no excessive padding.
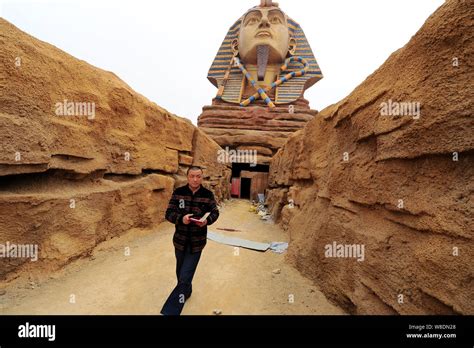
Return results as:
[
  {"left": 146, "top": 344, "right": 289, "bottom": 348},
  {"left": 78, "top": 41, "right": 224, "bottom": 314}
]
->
[{"left": 238, "top": 8, "right": 290, "bottom": 64}]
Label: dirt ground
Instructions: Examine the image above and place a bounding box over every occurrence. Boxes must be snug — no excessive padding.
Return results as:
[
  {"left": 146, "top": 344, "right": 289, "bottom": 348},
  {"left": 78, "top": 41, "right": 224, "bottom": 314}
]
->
[{"left": 0, "top": 199, "right": 344, "bottom": 315}]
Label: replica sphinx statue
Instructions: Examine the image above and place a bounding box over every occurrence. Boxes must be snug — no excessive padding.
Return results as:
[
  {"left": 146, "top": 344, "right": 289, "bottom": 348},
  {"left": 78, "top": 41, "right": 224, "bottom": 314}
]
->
[{"left": 198, "top": 0, "right": 323, "bottom": 166}]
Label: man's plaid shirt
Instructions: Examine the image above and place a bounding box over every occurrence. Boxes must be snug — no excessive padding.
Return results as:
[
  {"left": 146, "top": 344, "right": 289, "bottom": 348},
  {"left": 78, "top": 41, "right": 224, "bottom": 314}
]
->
[{"left": 165, "top": 184, "right": 219, "bottom": 253}]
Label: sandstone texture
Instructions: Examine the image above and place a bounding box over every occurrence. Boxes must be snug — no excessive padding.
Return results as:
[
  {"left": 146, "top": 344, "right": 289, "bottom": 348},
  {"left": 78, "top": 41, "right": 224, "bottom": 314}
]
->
[
  {"left": 0, "top": 19, "right": 230, "bottom": 280},
  {"left": 198, "top": 100, "right": 318, "bottom": 165},
  {"left": 267, "top": 0, "right": 473, "bottom": 314}
]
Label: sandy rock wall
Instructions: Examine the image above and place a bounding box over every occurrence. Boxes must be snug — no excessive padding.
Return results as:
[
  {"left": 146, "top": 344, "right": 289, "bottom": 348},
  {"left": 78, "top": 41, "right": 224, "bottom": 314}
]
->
[
  {"left": 267, "top": 0, "right": 473, "bottom": 314},
  {"left": 198, "top": 101, "right": 318, "bottom": 165},
  {"left": 0, "top": 19, "right": 230, "bottom": 280}
]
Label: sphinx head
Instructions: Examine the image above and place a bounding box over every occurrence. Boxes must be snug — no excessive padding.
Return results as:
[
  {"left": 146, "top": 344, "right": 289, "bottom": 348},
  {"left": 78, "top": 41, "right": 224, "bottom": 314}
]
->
[
  {"left": 208, "top": 0, "right": 323, "bottom": 105},
  {"left": 235, "top": 1, "right": 296, "bottom": 65}
]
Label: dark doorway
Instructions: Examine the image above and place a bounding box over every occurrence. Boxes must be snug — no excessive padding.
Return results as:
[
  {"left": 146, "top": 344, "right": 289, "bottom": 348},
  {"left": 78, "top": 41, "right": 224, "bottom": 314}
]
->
[
  {"left": 240, "top": 178, "right": 251, "bottom": 199},
  {"left": 230, "top": 162, "right": 270, "bottom": 200}
]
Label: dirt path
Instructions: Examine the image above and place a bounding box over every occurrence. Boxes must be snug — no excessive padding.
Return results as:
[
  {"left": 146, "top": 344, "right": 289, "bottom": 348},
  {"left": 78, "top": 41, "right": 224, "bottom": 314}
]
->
[{"left": 1, "top": 200, "right": 344, "bottom": 315}]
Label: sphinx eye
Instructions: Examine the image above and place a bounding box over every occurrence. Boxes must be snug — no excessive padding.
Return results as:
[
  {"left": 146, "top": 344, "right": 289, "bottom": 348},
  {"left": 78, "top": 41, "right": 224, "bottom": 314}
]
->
[
  {"left": 246, "top": 17, "right": 259, "bottom": 25},
  {"left": 270, "top": 16, "right": 282, "bottom": 24}
]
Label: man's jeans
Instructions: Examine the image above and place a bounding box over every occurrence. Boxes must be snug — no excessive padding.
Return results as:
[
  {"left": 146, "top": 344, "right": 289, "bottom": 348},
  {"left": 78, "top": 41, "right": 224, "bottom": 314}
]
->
[{"left": 160, "top": 243, "right": 202, "bottom": 315}]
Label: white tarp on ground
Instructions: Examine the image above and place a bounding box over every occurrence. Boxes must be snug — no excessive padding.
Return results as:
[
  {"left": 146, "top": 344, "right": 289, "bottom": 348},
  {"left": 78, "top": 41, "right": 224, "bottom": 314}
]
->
[{"left": 207, "top": 231, "right": 271, "bottom": 251}]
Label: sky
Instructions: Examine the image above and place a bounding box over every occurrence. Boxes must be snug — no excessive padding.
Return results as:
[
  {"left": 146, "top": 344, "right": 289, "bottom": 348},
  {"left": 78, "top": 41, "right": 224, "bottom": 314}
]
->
[{"left": 1, "top": 0, "right": 444, "bottom": 125}]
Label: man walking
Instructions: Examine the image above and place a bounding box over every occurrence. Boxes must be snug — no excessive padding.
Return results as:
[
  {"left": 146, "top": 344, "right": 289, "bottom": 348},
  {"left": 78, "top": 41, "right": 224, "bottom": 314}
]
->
[{"left": 160, "top": 166, "right": 219, "bottom": 315}]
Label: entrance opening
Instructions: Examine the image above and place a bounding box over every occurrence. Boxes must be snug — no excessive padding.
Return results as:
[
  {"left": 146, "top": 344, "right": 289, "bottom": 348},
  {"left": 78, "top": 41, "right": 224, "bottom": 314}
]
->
[
  {"left": 230, "top": 163, "right": 270, "bottom": 200},
  {"left": 240, "top": 178, "right": 251, "bottom": 199}
]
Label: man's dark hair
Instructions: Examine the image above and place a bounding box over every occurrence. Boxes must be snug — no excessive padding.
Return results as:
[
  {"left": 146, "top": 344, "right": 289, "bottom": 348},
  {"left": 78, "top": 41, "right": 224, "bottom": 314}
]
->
[{"left": 187, "top": 166, "right": 203, "bottom": 175}]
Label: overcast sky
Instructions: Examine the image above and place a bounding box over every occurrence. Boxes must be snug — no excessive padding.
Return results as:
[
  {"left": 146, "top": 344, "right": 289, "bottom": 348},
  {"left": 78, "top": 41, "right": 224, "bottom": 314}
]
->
[{"left": 1, "top": 0, "right": 444, "bottom": 124}]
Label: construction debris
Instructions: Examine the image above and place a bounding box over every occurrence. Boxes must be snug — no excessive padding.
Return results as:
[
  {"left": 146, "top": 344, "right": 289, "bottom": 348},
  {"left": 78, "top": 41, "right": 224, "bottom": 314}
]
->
[
  {"left": 269, "top": 242, "right": 289, "bottom": 254},
  {"left": 250, "top": 199, "right": 272, "bottom": 221}
]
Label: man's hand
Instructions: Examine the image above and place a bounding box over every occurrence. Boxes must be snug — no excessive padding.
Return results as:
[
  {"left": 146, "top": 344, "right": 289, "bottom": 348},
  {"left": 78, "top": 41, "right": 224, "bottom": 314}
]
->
[
  {"left": 196, "top": 219, "right": 208, "bottom": 228},
  {"left": 183, "top": 214, "right": 194, "bottom": 225}
]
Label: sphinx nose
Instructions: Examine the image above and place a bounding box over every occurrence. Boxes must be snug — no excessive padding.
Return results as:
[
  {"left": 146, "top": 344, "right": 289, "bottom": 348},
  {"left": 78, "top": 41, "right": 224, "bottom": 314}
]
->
[{"left": 259, "top": 17, "right": 270, "bottom": 28}]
